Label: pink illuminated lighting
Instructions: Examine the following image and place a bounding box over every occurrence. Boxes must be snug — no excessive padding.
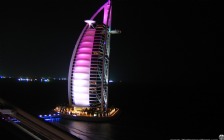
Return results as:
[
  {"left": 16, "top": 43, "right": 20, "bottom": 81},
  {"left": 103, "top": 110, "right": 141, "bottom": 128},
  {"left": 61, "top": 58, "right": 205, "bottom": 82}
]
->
[
  {"left": 68, "top": 0, "right": 112, "bottom": 107},
  {"left": 70, "top": 29, "right": 94, "bottom": 106}
]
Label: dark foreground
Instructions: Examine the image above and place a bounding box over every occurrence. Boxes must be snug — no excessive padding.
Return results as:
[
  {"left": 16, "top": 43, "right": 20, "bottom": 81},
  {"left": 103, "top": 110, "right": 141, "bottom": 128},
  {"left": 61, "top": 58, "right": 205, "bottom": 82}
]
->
[
  {"left": 0, "top": 78, "right": 223, "bottom": 139},
  {"left": 0, "top": 119, "right": 38, "bottom": 140}
]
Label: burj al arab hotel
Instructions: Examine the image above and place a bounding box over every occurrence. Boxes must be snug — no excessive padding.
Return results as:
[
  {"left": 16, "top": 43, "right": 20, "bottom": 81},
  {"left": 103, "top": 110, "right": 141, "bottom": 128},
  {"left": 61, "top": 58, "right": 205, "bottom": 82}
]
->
[{"left": 54, "top": 0, "right": 120, "bottom": 121}]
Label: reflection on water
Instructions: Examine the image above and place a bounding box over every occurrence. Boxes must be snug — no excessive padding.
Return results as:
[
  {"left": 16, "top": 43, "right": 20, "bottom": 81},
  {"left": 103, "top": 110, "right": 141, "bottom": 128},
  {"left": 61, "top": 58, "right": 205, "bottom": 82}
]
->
[
  {"left": 51, "top": 119, "right": 115, "bottom": 140},
  {"left": 50, "top": 119, "right": 148, "bottom": 140}
]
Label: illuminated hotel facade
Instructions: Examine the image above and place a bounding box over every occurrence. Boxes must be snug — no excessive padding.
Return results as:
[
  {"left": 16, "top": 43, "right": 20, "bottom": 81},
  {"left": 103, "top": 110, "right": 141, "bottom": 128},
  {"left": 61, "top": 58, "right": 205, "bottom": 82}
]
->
[{"left": 67, "top": 0, "right": 120, "bottom": 112}]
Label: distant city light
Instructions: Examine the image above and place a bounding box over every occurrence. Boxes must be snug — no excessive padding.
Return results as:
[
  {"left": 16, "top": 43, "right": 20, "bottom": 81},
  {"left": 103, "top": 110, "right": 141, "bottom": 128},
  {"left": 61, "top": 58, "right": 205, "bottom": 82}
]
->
[
  {"left": 41, "top": 78, "right": 50, "bottom": 82},
  {"left": 0, "top": 76, "right": 6, "bottom": 79},
  {"left": 18, "top": 78, "right": 32, "bottom": 82},
  {"left": 109, "top": 80, "right": 113, "bottom": 83},
  {"left": 2, "top": 76, "right": 67, "bottom": 82}
]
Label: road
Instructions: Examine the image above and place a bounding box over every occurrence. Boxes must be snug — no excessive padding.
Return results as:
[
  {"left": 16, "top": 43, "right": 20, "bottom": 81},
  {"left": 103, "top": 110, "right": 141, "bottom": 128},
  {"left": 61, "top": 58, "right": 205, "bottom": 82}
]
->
[{"left": 0, "top": 98, "right": 80, "bottom": 140}]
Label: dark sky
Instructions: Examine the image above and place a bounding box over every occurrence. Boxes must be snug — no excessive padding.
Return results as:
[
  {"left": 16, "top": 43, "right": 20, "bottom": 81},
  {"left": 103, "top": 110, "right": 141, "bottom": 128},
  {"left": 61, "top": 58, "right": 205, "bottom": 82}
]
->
[{"left": 1, "top": 0, "right": 223, "bottom": 84}]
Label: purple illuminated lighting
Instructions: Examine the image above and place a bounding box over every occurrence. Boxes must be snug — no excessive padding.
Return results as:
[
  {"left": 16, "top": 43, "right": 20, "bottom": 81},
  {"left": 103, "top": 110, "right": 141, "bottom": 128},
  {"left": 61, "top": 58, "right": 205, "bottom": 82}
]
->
[
  {"left": 72, "top": 30, "right": 95, "bottom": 106},
  {"left": 68, "top": 0, "right": 112, "bottom": 107}
]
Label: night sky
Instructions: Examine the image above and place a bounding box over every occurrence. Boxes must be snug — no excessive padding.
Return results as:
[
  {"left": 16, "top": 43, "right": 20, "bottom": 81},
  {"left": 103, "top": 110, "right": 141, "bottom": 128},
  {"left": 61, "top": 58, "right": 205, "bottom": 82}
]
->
[{"left": 1, "top": 0, "right": 223, "bottom": 84}]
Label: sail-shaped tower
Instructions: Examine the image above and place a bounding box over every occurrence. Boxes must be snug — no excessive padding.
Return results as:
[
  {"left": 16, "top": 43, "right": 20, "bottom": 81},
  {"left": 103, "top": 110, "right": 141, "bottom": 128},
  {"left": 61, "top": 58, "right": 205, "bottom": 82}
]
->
[
  {"left": 53, "top": 0, "right": 120, "bottom": 121},
  {"left": 67, "top": 1, "right": 112, "bottom": 111}
]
